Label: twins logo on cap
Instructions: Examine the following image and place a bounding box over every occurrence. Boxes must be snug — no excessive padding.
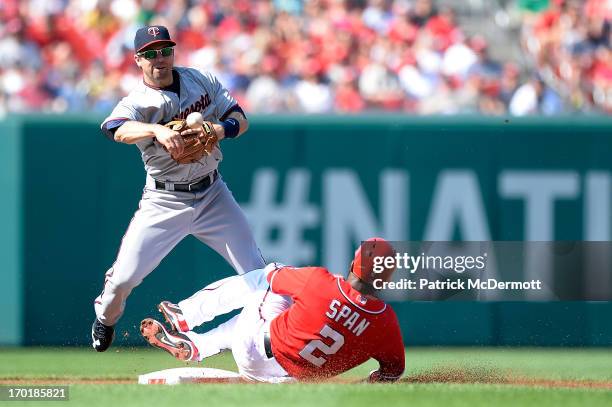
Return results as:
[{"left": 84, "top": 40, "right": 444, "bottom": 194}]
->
[{"left": 134, "top": 25, "right": 176, "bottom": 52}]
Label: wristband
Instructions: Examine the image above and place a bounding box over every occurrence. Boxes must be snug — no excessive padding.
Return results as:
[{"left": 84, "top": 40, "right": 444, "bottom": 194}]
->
[{"left": 221, "top": 118, "right": 240, "bottom": 139}]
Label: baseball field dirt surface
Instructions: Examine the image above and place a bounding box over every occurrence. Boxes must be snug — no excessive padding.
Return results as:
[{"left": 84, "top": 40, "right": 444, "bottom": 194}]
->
[{"left": 0, "top": 347, "right": 610, "bottom": 407}]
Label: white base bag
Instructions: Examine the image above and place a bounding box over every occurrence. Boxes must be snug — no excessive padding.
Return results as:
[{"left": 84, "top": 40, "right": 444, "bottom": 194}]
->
[{"left": 138, "top": 367, "right": 243, "bottom": 385}]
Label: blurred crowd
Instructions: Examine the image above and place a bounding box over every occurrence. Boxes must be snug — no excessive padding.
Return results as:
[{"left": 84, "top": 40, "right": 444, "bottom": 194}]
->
[
  {"left": 0, "top": 0, "right": 609, "bottom": 116},
  {"left": 521, "top": 0, "right": 611, "bottom": 113}
]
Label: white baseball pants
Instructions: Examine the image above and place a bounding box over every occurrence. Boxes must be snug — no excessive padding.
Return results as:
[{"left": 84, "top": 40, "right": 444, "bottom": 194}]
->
[
  {"left": 94, "top": 176, "right": 265, "bottom": 326},
  {"left": 180, "top": 264, "right": 294, "bottom": 383}
]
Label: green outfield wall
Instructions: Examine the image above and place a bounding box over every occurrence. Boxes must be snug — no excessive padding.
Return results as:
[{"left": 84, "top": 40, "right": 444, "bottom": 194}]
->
[
  {"left": 0, "top": 120, "right": 23, "bottom": 346},
  {"left": 0, "top": 115, "right": 611, "bottom": 346}
]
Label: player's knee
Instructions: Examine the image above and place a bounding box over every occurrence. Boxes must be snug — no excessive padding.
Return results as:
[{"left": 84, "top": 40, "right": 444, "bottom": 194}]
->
[
  {"left": 109, "top": 274, "right": 142, "bottom": 293},
  {"left": 243, "top": 257, "right": 266, "bottom": 274}
]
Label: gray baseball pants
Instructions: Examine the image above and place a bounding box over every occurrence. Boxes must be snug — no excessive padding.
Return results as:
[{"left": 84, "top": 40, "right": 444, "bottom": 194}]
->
[{"left": 94, "top": 174, "right": 265, "bottom": 326}]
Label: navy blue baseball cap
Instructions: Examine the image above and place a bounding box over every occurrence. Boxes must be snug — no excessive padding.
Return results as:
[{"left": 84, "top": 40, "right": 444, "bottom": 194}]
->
[{"left": 134, "top": 26, "right": 176, "bottom": 53}]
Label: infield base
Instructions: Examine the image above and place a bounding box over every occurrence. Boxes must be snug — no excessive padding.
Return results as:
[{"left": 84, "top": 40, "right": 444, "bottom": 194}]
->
[{"left": 138, "top": 367, "right": 243, "bottom": 385}]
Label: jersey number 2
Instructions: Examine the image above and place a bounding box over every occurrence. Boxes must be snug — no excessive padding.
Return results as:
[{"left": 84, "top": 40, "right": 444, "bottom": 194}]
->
[{"left": 298, "top": 324, "right": 345, "bottom": 367}]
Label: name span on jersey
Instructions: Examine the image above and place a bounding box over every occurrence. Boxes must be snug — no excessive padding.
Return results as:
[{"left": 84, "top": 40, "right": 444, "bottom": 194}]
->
[{"left": 325, "top": 299, "right": 371, "bottom": 336}]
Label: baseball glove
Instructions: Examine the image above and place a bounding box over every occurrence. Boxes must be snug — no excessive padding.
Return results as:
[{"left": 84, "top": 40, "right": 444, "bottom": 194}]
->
[{"left": 164, "top": 120, "right": 218, "bottom": 165}]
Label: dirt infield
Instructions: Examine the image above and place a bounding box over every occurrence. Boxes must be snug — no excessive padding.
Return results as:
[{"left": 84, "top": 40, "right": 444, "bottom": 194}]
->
[
  {"left": 1, "top": 368, "right": 611, "bottom": 389},
  {"left": 399, "top": 367, "right": 612, "bottom": 389}
]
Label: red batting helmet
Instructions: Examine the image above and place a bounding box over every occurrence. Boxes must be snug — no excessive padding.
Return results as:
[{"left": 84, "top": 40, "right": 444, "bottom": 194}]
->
[{"left": 350, "top": 237, "right": 396, "bottom": 284}]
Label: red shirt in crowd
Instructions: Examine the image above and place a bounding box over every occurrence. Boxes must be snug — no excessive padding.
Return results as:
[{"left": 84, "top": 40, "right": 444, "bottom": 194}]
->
[{"left": 267, "top": 266, "right": 405, "bottom": 381}]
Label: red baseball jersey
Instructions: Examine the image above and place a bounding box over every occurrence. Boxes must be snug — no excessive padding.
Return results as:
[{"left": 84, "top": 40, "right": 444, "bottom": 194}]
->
[{"left": 267, "top": 266, "right": 405, "bottom": 380}]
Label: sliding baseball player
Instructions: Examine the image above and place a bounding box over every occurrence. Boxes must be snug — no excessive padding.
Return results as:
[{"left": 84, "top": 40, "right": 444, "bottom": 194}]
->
[{"left": 141, "top": 238, "right": 405, "bottom": 382}]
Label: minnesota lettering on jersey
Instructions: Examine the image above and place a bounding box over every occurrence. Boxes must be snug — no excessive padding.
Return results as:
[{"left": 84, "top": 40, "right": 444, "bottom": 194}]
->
[
  {"left": 174, "top": 94, "right": 211, "bottom": 120},
  {"left": 325, "top": 299, "right": 370, "bottom": 336}
]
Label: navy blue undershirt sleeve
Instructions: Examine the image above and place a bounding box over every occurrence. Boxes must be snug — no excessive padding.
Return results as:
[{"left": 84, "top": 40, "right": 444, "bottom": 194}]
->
[
  {"left": 101, "top": 119, "right": 129, "bottom": 140},
  {"left": 220, "top": 104, "right": 247, "bottom": 121}
]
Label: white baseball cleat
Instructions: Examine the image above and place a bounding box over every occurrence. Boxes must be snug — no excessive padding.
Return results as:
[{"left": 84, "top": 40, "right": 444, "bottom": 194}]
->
[
  {"left": 140, "top": 318, "right": 199, "bottom": 362},
  {"left": 158, "top": 301, "right": 189, "bottom": 332}
]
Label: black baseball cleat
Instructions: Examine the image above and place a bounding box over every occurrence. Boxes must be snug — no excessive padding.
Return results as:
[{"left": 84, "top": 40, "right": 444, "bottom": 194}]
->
[
  {"left": 91, "top": 319, "right": 115, "bottom": 352},
  {"left": 158, "top": 301, "right": 189, "bottom": 332},
  {"left": 140, "top": 318, "right": 199, "bottom": 361}
]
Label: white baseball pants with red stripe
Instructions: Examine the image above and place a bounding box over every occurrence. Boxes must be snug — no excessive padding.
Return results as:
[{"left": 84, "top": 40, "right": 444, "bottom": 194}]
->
[{"left": 179, "top": 263, "right": 293, "bottom": 383}]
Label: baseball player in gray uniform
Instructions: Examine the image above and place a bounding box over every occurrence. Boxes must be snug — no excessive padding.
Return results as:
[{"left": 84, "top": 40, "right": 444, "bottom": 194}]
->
[{"left": 91, "top": 26, "right": 265, "bottom": 352}]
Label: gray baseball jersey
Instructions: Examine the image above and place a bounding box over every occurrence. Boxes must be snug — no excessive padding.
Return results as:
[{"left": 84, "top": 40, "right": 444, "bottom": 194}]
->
[
  {"left": 94, "top": 67, "right": 265, "bottom": 332},
  {"left": 101, "top": 67, "right": 235, "bottom": 182}
]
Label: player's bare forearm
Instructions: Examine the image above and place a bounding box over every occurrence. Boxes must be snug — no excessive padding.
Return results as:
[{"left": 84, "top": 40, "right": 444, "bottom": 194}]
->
[
  {"left": 213, "top": 111, "right": 249, "bottom": 141},
  {"left": 114, "top": 121, "right": 167, "bottom": 144}
]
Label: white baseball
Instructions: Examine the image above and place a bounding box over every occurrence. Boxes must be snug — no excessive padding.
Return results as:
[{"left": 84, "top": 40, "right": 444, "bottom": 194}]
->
[{"left": 186, "top": 112, "right": 204, "bottom": 128}]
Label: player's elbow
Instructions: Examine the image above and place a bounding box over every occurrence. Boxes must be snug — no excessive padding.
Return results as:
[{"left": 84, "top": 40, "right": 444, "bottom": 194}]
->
[
  {"left": 238, "top": 117, "right": 249, "bottom": 136},
  {"left": 113, "top": 122, "right": 137, "bottom": 144},
  {"left": 113, "top": 124, "right": 127, "bottom": 143}
]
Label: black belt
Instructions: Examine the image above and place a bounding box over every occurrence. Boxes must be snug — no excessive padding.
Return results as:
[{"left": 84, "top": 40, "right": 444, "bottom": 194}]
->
[
  {"left": 263, "top": 332, "right": 274, "bottom": 359},
  {"left": 155, "top": 170, "right": 218, "bottom": 192}
]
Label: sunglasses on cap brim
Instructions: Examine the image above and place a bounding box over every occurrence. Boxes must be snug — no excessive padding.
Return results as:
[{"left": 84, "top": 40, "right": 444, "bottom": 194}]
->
[{"left": 136, "top": 46, "right": 174, "bottom": 60}]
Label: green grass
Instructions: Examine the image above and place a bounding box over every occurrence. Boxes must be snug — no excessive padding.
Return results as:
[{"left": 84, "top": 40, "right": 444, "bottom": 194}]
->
[{"left": 0, "top": 347, "right": 610, "bottom": 407}]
